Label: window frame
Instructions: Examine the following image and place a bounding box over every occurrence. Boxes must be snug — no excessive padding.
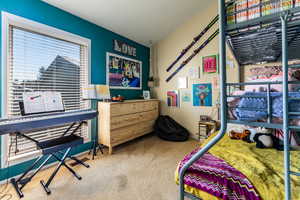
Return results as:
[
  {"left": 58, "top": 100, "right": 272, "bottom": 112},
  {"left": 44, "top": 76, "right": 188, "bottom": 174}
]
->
[{"left": 1, "top": 12, "right": 92, "bottom": 167}]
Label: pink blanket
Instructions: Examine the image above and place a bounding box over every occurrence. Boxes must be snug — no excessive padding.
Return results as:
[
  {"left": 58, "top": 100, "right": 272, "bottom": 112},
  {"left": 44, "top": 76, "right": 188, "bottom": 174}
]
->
[{"left": 178, "top": 148, "right": 261, "bottom": 200}]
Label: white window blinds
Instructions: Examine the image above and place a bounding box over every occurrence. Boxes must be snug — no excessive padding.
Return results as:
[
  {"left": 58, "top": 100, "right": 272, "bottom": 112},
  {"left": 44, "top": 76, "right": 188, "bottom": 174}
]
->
[{"left": 6, "top": 25, "right": 89, "bottom": 159}]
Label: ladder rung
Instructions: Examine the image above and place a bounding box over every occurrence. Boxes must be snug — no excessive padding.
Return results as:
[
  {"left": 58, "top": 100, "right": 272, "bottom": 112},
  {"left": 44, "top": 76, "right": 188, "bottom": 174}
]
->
[
  {"left": 289, "top": 112, "right": 300, "bottom": 115},
  {"left": 289, "top": 64, "right": 300, "bottom": 68},
  {"left": 289, "top": 126, "right": 300, "bottom": 130},
  {"left": 290, "top": 171, "right": 300, "bottom": 176},
  {"left": 227, "top": 95, "right": 267, "bottom": 98},
  {"left": 289, "top": 97, "right": 300, "bottom": 100}
]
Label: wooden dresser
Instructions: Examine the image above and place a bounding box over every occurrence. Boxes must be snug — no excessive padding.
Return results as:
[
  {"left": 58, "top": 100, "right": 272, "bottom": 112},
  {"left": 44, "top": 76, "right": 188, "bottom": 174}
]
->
[{"left": 98, "top": 99, "right": 159, "bottom": 154}]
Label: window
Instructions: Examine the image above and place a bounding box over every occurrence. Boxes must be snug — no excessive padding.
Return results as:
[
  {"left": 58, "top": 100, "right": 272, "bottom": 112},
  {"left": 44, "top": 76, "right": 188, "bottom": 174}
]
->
[{"left": 1, "top": 12, "right": 91, "bottom": 163}]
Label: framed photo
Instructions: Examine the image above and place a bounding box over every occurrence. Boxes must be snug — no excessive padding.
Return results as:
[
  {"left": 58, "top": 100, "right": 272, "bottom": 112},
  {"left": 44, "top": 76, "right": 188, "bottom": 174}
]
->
[
  {"left": 202, "top": 54, "right": 218, "bottom": 73},
  {"left": 188, "top": 66, "right": 200, "bottom": 79},
  {"left": 181, "top": 90, "right": 191, "bottom": 102},
  {"left": 106, "top": 52, "right": 142, "bottom": 89},
  {"left": 193, "top": 83, "right": 212, "bottom": 107},
  {"left": 167, "top": 90, "right": 179, "bottom": 107},
  {"left": 177, "top": 77, "right": 188, "bottom": 89},
  {"left": 143, "top": 90, "right": 150, "bottom": 99}
]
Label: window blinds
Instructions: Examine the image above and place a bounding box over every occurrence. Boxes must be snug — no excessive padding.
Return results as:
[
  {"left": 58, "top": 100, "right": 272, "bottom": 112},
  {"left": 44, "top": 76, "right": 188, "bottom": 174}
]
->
[{"left": 7, "top": 26, "right": 89, "bottom": 158}]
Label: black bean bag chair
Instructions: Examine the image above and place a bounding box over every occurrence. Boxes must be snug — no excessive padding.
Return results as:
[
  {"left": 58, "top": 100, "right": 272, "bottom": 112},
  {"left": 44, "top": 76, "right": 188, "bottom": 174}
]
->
[{"left": 154, "top": 115, "right": 189, "bottom": 142}]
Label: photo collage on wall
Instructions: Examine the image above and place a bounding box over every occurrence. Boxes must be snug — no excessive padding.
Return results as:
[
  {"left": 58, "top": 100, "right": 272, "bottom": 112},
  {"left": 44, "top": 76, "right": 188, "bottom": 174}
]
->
[
  {"left": 167, "top": 53, "right": 229, "bottom": 108},
  {"left": 107, "top": 53, "right": 142, "bottom": 90}
]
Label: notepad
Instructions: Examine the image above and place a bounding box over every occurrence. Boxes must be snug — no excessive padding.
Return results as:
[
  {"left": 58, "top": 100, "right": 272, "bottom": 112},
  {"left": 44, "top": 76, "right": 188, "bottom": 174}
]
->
[
  {"left": 22, "top": 92, "right": 64, "bottom": 115},
  {"left": 82, "top": 84, "right": 111, "bottom": 100}
]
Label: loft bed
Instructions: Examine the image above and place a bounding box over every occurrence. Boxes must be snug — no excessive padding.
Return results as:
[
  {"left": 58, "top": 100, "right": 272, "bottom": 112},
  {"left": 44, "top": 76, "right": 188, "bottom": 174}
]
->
[{"left": 177, "top": 0, "right": 300, "bottom": 200}]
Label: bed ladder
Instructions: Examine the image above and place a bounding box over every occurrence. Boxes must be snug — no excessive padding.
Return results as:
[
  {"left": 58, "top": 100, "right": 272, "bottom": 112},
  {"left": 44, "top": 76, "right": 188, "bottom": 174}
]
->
[{"left": 281, "top": 13, "right": 300, "bottom": 200}]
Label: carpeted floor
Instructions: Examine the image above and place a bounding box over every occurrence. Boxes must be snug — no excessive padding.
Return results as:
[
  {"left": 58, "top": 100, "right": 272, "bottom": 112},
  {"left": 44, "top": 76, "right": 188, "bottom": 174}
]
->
[{"left": 0, "top": 134, "right": 198, "bottom": 200}]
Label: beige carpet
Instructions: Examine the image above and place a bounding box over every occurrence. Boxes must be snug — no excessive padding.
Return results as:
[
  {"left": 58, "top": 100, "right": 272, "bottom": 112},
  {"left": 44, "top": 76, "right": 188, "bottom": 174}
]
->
[{"left": 0, "top": 134, "right": 198, "bottom": 200}]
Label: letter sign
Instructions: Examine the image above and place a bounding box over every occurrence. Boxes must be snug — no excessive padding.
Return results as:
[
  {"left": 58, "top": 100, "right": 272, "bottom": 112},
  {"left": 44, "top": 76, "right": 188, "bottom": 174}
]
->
[{"left": 113, "top": 39, "right": 137, "bottom": 57}]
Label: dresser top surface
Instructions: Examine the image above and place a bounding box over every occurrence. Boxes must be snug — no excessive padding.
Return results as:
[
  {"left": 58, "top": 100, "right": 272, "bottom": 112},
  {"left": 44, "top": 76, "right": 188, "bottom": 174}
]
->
[{"left": 98, "top": 99, "right": 159, "bottom": 105}]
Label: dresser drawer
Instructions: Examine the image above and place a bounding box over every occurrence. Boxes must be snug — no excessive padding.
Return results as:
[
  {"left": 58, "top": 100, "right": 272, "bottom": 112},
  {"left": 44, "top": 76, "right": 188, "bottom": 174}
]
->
[
  {"left": 110, "top": 126, "right": 135, "bottom": 145},
  {"left": 110, "top": 120, "right": 155, "bottom": 146},
  {"left": 110, "top": 101, "right": 158, "bottom": 116},
  {"left": 110, "top": 110, "right": 158, "bottom": 130},
  {"left": 142, "top": 101, "right": 159, "bottom": 111}
]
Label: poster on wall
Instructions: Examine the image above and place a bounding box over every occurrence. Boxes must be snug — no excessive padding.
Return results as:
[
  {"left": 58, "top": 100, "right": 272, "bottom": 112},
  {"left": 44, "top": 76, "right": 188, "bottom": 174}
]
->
[
  {"left": 202, "top": 54, "right": 218, "bottom": 73},
  {"left": 193, "top": 84, "right": 212, "bottom": 106},
  {"left": 106, "top": 53, "right": 142, "bottom": 89},
  {"left": 167, "top": 90, "right": 179, "bottom": 107},
  {"left": 181, "top": 90, "right": 191, "bottom": 102},
  {"left": 188, "top": 66, "right": 200, "bottom": 79},
  {"left": 212, "top": 76, "right": 219, "bottom": 89},
  {"left": 177, "top": 77, "right": 188, "bottom": 89}
]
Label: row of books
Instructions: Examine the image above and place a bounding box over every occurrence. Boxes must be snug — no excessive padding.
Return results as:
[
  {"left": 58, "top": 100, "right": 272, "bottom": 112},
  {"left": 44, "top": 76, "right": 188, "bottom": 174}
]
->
[{"left": 227, "top": 0, "right": 300, "bottom": 25}]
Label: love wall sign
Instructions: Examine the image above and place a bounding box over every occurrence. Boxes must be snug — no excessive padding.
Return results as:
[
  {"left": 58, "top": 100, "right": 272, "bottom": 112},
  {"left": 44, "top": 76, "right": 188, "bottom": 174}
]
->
[{"left": 113, "top": 39, "right": 137, "bottom": 57}]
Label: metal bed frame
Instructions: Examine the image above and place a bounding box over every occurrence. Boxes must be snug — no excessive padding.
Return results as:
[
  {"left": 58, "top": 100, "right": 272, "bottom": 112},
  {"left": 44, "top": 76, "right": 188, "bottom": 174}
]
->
[{"left": 178, "top": 0, "right": 300, "bottom": 200}]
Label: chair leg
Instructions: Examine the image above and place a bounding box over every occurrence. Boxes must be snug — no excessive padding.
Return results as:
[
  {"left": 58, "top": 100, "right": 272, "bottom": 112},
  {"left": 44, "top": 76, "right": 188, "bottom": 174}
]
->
[
  {"left": 68, "top": 155, "right": 90, "bottom": 168},
  {"left": 52, "top": 154, "right": 82, "bottom": 180},
  {"left": 40, "top": 148, "right": 71, "bottom": 195},
  {"left": 11, "top": 154, "right": 52, "bottom": 198},
  {"left": 56, "top": 151, "right": 90, "bottom": 168}
]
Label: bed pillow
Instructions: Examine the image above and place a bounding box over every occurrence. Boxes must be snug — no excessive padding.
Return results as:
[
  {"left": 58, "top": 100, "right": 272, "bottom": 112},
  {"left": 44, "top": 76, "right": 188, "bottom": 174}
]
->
[
  {"left": 246, "top": 68, "right": 300, "bottom": 92},
  {"left": 245, "top": 73, "right": 300, "bottom": 92}
]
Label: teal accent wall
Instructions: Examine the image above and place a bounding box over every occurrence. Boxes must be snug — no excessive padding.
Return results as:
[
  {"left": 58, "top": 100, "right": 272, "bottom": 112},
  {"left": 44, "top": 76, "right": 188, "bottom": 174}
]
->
[{"left": 0, "top": 0, "right": 150, "bottom": 180}]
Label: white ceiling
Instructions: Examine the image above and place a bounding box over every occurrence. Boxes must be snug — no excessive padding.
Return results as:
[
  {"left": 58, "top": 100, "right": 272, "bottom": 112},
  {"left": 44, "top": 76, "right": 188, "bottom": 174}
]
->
[{"left": 43, "top": 0, "right": 211, "bottom": 46}]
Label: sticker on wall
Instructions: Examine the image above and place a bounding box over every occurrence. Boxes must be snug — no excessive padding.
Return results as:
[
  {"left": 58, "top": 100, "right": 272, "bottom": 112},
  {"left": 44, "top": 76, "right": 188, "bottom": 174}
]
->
[
  {"left": 181, "top": 90, "right": 191, "bottom": 102},
  {"left": 167, "top": 90, "right": 179, "bottom": 107},
  {"left": 193, "top": 84, "right": 212, "bottom": 107},
  {"left": 106, "top": 53, "right": 142, "bottom": 89},
  {"left": 226, "top": 59, "right": 234, "bottom": 68},
  {"left": 212, "top": 76, "right": 219, "bottom": 89},
  {"left": 202, "top": 54, "right": 218, "bottom": 74},
  {"left": 177, "top": 77, "right": 188, "bottom": 89},
  {"left": 188, "top": 66, "right": 200, "bottom": 79}
]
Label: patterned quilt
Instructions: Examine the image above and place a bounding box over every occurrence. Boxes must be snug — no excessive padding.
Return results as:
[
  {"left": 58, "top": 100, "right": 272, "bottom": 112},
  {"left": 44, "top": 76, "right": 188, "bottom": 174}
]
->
[
  {"left": 177, "top": 149, "right": 261, "bottom": 200},
  {"left": 176, "top": 133, "right": 300, "bottom": 200}
]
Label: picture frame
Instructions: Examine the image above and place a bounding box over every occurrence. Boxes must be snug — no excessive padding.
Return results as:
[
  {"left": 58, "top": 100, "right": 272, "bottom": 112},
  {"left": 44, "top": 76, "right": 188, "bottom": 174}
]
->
[
  {"left": 192, "top": 83, "right": 212, "bottom": 107},
  {"left": 202, "top": 54, "right": 219, "bottom": 74},
  {"left": 167, "top": 90, "right": 179, "bottom": 107},
  {"left": 106, "top": 52, "right": 142, "bottom": 90},
  {"left": 143, "top": 90, "right": 151, "bottom": 99}
]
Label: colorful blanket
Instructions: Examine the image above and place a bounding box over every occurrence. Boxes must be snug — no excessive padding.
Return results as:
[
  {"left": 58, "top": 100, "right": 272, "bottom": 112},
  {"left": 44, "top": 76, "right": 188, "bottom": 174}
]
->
[
  {"left": 177, "top": 149, "right": 260, "bottom": 200},
  {"left": 175, "top": 133, "right": 300, "bottom": 200},
  {"left": 229, "top": 92, "right": 300, "bottom": 121}
]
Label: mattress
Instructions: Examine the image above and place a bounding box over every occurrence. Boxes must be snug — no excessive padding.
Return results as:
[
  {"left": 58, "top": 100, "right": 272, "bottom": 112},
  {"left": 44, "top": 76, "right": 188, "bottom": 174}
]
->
[{"left": 175, "top": 133, "right": 300, "bottom": 200}]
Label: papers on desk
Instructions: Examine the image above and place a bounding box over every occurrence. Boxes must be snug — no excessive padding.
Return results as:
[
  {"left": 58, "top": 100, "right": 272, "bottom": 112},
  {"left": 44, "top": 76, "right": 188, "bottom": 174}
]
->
[
  {"left": 83, "top": 85, "right": 111, "bottom": 100},
  {"left": 22, "top": 92, "right": 64, "bottom": 115}
]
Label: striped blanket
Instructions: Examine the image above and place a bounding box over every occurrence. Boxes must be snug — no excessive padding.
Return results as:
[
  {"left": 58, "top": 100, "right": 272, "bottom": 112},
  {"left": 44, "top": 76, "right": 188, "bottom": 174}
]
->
[{"left": 177, "top": 149, "right": 261, "bottom": 200}]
